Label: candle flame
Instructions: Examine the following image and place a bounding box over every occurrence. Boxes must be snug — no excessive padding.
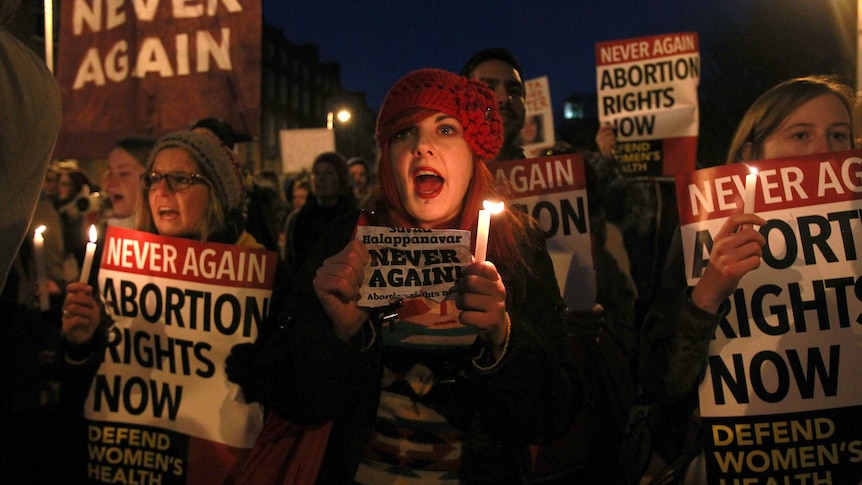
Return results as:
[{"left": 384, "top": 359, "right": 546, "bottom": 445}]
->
[
  {"left": 35, "top": 225, "right": 46, "bottom": 236},
  {"left": 89, "top": 224, "right": 98, "bottom": 243},
  {"left": 482, "top": 200, "right": 505, "bottom": 214},
  {"left": 748, "top": 166, "right": 758, "bottom": 175}
]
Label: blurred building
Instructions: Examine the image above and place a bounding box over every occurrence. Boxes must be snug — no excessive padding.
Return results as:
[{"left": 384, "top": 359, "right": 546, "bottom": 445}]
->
[{"left": 260, "top": 25, "right": 376, "bottom": 174}]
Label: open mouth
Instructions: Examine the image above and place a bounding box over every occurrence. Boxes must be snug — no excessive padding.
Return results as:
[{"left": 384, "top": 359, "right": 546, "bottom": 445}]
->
[
  {"left": 158, "top": 206, "right": 179, "bottom": 218},
  {"left": 414, "top": 169, "right": 444, "bottom": 198}
]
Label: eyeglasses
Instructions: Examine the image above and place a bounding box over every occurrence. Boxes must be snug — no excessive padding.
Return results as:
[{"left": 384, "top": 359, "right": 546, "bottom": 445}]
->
[{"left": 141, "top": 172, "right": 208, "bottom": 192}]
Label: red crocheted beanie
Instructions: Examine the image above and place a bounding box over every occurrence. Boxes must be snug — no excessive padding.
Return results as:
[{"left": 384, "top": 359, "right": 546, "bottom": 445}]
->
[{"left": 376, "top": 68, "right": 504, "bottom": 161}]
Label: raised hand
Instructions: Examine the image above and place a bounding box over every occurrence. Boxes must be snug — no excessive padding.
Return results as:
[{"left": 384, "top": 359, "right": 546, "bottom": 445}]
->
[
  {"left": 313, "top": 239, "right": 371, "bottom": 342},
  {"left": 62, "top": 281, "right": 102, "bottom": 345},
  {"left": 691, "top": 213, "right": 767, "bottom": 313}
]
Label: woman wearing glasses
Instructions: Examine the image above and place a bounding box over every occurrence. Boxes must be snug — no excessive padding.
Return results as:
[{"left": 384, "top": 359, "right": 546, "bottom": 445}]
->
[{"left": 55, "top": 130, "right": 263, "bottom": 483}]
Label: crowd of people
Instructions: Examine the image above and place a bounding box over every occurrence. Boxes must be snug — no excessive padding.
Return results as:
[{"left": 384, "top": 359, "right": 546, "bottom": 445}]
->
[{"left": 2, "top": 2, "right": 859, "bottom": 480}]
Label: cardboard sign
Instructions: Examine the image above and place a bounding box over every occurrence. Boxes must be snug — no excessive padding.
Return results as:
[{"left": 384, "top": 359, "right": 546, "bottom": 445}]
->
[
  {"left": 596, "top": 32, "right": 700, "bottom": 177},
  {"left": 488, "top": 154, "right": 595, "bottom": 311},
  {"left": 676, "top": 151, "right": 862, "bottom": 483},
  {"left": 83, "top": 226, "right": 276, "bottom": 484}
]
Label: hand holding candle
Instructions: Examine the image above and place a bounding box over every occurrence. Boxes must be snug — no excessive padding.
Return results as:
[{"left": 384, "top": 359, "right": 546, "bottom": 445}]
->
[
  {"left": 474, "top": 200, "right": 504, "bottom": 263},
  {"left": 33, "top": 225, "right": 49, "bottom": 311},
  {"left": 79, "top": 224, "right": 97, "bottom": 283}
]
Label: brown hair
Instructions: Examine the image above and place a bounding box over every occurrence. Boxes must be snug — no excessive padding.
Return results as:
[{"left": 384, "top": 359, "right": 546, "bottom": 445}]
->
[{"left": 726, "top": 75, "right": 856, "bottom": 163}]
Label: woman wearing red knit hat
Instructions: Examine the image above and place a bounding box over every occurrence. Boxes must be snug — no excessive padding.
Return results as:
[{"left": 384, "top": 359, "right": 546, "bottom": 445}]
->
[{"left": 235, "top": 68, "right": 581, "bottom": 484}]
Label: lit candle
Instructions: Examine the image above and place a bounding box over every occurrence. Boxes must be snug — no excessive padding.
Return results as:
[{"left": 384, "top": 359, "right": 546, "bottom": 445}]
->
[
  {"left": 743, "top": 167, "right": 758, "bottom": 214},
  {"left": 79, "top": 224, "right": 98, "bottom": 283},
  {"left": 474, "top": 200, "right": 505, "bottom": 263},
  {"left": 33, "top": 225, "right": 49, "bottom": 311}
]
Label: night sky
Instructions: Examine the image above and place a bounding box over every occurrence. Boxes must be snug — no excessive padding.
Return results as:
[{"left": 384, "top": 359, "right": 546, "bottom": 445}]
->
[{"left": 262, "top": 0, "right": 726, "bottom": 112}]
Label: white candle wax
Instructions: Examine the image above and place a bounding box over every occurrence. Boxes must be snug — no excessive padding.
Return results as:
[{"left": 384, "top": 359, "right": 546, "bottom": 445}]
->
[
  {"left": 79, "top": 224, "right": 98, "bottom": 283},
  {"left": 743, "top": 168, "right": 758, "bottom": 214},
  {"left": 474, "top": 201, "right": 504, "bottom": 263},
  {"left": 33, "top": 225, "right": 49, "bottom": 311}
]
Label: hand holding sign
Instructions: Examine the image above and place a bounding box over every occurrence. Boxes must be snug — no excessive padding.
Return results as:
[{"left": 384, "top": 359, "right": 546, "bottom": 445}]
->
[
  {"left": 689, "top": 213, "right": 766, "bottom": 314},
  {"left": 314, "top": 239, "right": 371, "bottom": 342}
]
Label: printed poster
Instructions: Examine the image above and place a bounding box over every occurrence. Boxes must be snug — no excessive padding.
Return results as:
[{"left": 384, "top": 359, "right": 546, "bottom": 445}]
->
[
  {"left": 356, "top": 226, "right": 472, "bottom": 308},
  {"left": 83, "top": 226, "right": 276, "bottom": 484},
  {"left": 676, "top": 151, "right": 862, "bottom": 483},
  {"left": 489, "top": 154, "right": 595, "bottom": 311},
  {"left": 517, "top": 76, "right": 555, "bottom": 159},
  {"left": 355, "top": 226, "right": 481, "bottom": 349},
  {"left": 55, "top": 1, "right": 262, "bottom": 158},
  {"left": 596, "top": 32, "right": 700, "bottom": 177}
]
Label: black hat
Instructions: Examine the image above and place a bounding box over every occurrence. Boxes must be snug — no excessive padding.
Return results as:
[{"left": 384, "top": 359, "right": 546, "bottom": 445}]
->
[{"left": 188, "top": 117, "right": 251, "bottom": 149}]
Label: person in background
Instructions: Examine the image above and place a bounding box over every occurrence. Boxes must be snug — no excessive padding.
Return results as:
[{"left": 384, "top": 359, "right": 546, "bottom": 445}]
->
[
  {"left": 348, "top": 156, "right": 374, "bottom": 207},
  {"left": 460, "top": 47, "right": 527, "bottom": 162},
  {"left": 54, "top": 163, "right": 100, "bottom": 281},
  {"left": 103, "top": 135, "right": 156, "bottom": 228},
  {"left": 57, "top": 130, "right": 265, "bottom": 484},
  {"left": 290, "top": 179, "right": 311, "bottom": 213},
  {"left": 246, "top": 170, "right": 287, "bottom": 252},
  {"left": 282, "top": 151, "right": 355, "bottom": 273},
  {"left": 277, "top": 179, "right": 311, "bottom": 263},
  {"left": 636, "top": 74, "right": 856, "bottom": 484},
  {"left": 188, "top": 116, "right": 250, "bottom": 150},
  {"left": 235, "top": 68, "right": 581, "bottom": 484},
  {"left": 595, "top": 121, "right": 680, "bottom": 335},
  {"left": 32, "top": 165, "right": 68, "bottom": 291}
]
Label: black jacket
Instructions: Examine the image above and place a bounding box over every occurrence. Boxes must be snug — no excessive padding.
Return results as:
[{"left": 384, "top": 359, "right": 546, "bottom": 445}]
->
[{"left": 243, "top": 209, "right": 582, "bottom": 484}]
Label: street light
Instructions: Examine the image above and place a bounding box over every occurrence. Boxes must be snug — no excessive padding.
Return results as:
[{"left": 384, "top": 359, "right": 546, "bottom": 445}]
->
[{"left": 326, "top": 109, "right": 352, "bottom": 129}]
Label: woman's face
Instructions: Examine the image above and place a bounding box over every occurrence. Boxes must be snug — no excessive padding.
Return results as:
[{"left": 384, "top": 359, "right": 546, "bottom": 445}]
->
[
  {"left": 349, "top": 163, "right": 369, "bottom": 190},
  {"left": 388, "top": 112, "right": 473, "bottom": 228},
  {"left": 57, "top": 172, "right": 77, "bottom": 201},
  {"left": 105, "top": 147, "right": 146, "bottom": 218},
  {"left": 147, "top": 147, "right": 210, "bottom": 238},
  {"left": 292, "top": 186, "right": 309, "bottom": 210},
  {"left": 312, "top": 161, "right": 340, "bottom": 203},
  {"left": 752, "top": 93, "right": 852, "bottom": 161}
]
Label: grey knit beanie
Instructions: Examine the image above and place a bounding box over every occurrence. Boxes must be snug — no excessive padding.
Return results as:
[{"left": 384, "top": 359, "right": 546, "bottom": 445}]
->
[{"left": 148, "top": 130, "right": 245, "bottom": 212}]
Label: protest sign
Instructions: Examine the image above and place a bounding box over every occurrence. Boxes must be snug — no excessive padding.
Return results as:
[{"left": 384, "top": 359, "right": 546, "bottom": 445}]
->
[
  {"left": 596, "top": 32, "right": 699, "bottom": 177},
  {"left": 488, "top": 154, "right": 595, "bottom": 311},
  {"left": 55, "top": 1, "right": 261, "bottom": 158},
  {"left": 356, "top": 226, "right": 472, "bottom": 308},
  {"left": 356, "top": 225, "right": 478, "bottom": 348},
  {"left": 279, "top": 128, "right": 336, "bottom": 175},
  {"left": 517, "top": 76, "right": 555, "bottom": 159},
  {"left": 676, "top": 151, "right": 862, "bottom": 483},
  {"left": 83, "top": 226, "right": 276, "bottom": 484}
]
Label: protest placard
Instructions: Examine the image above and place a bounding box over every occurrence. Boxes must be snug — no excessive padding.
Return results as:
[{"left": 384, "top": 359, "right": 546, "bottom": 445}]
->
[
  {"left": 517, "top": 76, "right": 555, "bottom": 159},
  {"left": 356, "top": 226, "right": 472, "bottom": 308},
  {"left": 488, "top": 154, "right": 594, "bottom": 311},
  {"left": 596, "top": 32, "right": 699, "bottom": 177},
  {"left": 55, "top": 1, "right": 261, "bottom": 158},
  {"left": 676, "top": 151, "right": 862, "bottom": 483},
  {"left": 83, "top": 226, "right": 276, "bottom": 484}
]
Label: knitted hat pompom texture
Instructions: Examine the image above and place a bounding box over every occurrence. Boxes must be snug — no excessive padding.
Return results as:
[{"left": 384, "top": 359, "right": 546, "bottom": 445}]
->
[
  {"left": 376, "top": 68, "right": 504, "bottom": 161},
  {"left": 147, "top": 130, "right": 246, "bottom": 213}
]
